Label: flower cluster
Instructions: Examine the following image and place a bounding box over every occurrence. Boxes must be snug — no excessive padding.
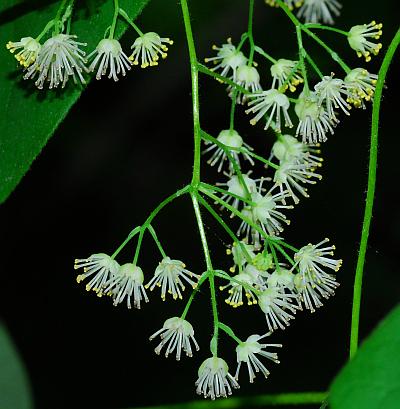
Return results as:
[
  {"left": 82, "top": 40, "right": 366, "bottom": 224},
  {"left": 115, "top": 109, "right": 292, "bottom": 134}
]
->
[
  {"left": 7, "top": 7, "right": 173, "bottom": 89},
  {"left": 75, "top": 254, "right": 200, "bottom": 309}
]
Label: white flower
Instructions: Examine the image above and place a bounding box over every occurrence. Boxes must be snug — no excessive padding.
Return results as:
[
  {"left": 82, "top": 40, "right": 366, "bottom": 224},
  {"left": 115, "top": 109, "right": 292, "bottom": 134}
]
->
[
  {"left": 217, "top": 174, "right": 257, "bottom": 211},
  {"left": 244, "top": 264, "right": 269, "bottom": 289},
  {"left": 314, "top": 75, "right": 351, "bottom": 119},
  {"left": 6, "top": 37, "right": 41, "bottom": 67},
  {"left": 348, "top": 21, "right": 383, "bottom": 62},
  {"left": 74, "top": 253, "right": 119, "bottom": 295},
  {"left": 295, "top": 91, "right": 336, "bottom": 143},
  {"left": 196, "top": 357, "right": 239, "bottom": 399},
  {"left": 24, "top": 34, "right": 87, "bottom": 89},
  {"left": 265, "top": 0, "right": 303, "bottom": 10},
  {"left": 273, "top": 159, "right": 321, "bottom": 204},
  {"left": 294, "top": 238, "right": 342, "bottom": 284},
  {"left": 235, "top": 334, "right": 281, "bottom": 382},
  {"left": 267, "top": 268, "right": 296, "bottom": 291},
  {"left": 233, "top": 65, "right": 262, "bottom": 104},
  {"left": 149, "top": 317, "right": 199, "bottom": 360},
  {"left": 88, "top": 38, "right": 131, "bottom": 81},
  {"left": 103, "top": 263, "right": 148, "bottom": 309},
  {"left": 297, "top": 0, "right": 342, "bottom": 25},
  {"left": 238, "top": 188, "right": 293, "bottom": 240},
  {"left": 219, "top": 272, "right": 258, "bottom": 307},
  {"left": 204, "top": 129, "right": 254, "bottom": 173},
  {"left": 292, "top": 239, "right": 341, "bottom": 311},
  {"left": 145, "top": 257, "right": 199, "bottom": 300},
  {"left": 129, "top": 32, "right": 173, "bottom": 68},
  {"left": 227, "top": 241, "right": 257, "bottom": 271},
  {"left": 344, "top": 68, "right": 378, "bottom": 108},
  {"left": 270, "top": 59, "right": 303, "bottom": 91},
  {"left": 246, "top": 89, "right": 293, "bottom": 132},
  {"left": 272, "top": 134, "right": 323, "bottom": 168},
  {"left": 294, "top": 272, "right": 338, "bottom": 312},
  {"left": 258, "top": 285, "right": 300, "bottom": 332},
  {"left": 205, "top": 39, "right": 247, "bottom": 80}
]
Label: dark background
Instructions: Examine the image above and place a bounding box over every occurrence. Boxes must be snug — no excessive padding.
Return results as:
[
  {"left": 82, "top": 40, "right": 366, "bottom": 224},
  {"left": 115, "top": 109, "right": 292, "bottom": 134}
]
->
[{"left": 1, "top": 0, "right": 399, "bottom": 408}]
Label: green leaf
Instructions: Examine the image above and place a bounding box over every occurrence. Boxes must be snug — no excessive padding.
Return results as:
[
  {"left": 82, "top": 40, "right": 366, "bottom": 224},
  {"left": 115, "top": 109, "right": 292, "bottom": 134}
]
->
[
  {"left": 330, "top": 304, "right": 400, "bottom": 409},
  {"left": 0, "top": 322, "right": 33, "bottom": 409},
  {"left": 0, "top": 0, "right": 150, "bottom": 204}
]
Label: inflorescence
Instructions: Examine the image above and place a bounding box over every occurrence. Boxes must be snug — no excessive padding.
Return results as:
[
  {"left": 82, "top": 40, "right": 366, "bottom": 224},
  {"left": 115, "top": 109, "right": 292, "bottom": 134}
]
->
[{"left": 10, "top": 0, "right": 383, "bottom": 401}]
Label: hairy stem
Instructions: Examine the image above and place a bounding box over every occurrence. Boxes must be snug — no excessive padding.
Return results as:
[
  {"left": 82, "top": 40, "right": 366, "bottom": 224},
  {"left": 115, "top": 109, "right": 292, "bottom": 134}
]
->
[{"left": 349, "top": 27, "right": 400, "bottom": 359}]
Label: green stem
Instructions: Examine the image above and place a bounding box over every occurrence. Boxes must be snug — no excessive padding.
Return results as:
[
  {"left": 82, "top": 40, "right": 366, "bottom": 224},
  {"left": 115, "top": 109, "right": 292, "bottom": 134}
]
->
[
  {"left": 229, "top": 90, "right": 238, "bottom": 131},
  {"left": 36, "top": 20, "right": 55, "bottom": 41},
  {"left": 132, "top": 186, "right": 190, "bottom": 265},
  {"left": 127, "top": 392, "right": 328, "bottom": 409},
  {"left": 181, "top": 272, "right": 208, "bottom": 320},
  {"left": 197, "top": 64, "right": 250, "bottom": 95},
  {"left": 190, "top": 192, "right": 219, "bottom": 355},
  {"left": 119, "top": 8, "right": 144, "bottom": 36},
  {"left": 219, "top": 322, "right": 242, "bottom": 344},
  {"left": 247, "top": 0, "right": 255, "bottom": 64},
  {"left": 147, "top": 225, "right": 167, "bottom": 258},
  {"left": 349, "top": 27, "right": 400, "bottom": 360},
  {"left": 111, "top": 226, "right": 141, "bottom": 258},
  {"left": 254, "top": 45, "right": 277, "bottom": 64},
  {"left": 274, "top": 0, "right": 351, "bottom": 73},
  {"left": 199, "top": 182, "right": 254, "bottom": 206},
  {"left": 181, "top": 0, "right": 201, "bottom": 187},
  {"left": 53, "top": 0, "right": 69, "bottom": 34},
  {"left": 196, "top": 193, "right": 253, "bottom": 263},
  {"left": 304, "top": 23, "right": 348, "bottom": 36},
  {"left": 109, "top": 0, "right": 119, "bottom": 39},
  {"left": 304, "top": 51, "right": 323, "bottom": 79},
  {"left": 296, "top": 26, "right": 309, "bottom": 92},
  {"left": 302, "top": 27, "right": 351, "bottom": 74}
]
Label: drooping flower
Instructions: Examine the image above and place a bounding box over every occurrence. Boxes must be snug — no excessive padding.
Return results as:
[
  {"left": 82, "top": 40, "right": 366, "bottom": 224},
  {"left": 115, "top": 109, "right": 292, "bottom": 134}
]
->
[
  {"left": 196, "top": 357, "right": 239, "bottom": 399},
  {"left": 295, "top": 91, "right": 336, "bottom": 143},
  {"left": 294, "top": 272, "right": 338, "bottom": 312},
  {"left": 267, "top": 268, "right": 296, "bottom": 291},
  {"left": 103, "top": 263, "right": 148, "bottom": 309},
  {"left": 145, "top": 257, "right": 199, "bottom": 300},
  {"left": 314, "top": 75, "right": 351, "bottom": 119},
  {"left": 270, "top": 59, "right": 303, "bottom": 91},
  {"left": 233, "top": 65, "right": 262, "bottom": 104},
  {"left": 217, "top": 174, "right": 257, "bottom": 211},
  {"left": 297, "top": 0, "right": 342, "bottom": 25},
  {"left": 149, "top": 317, "right": 199, "bottom": 360},
  {"left": 88, "top": 38, "right": 131, "bottom": 81},
  {"left": 204, "top": 129, "right": 254, "bottom": 173},
  {"left": 74, "top": 253, "right": 119, "bottom": 295},
  {"left": 273, "top": 159, "right": 322, "bottom": 204},
  {"left": 246, "top": 89, "right": 293, "bottom": 132},
  {"left": 219, "top": 272, "right": 258, "bottom": 307},
  {"left": 344, "top": 68, "right": 378, "bottom": 108},
  {"left": 244, "top": 264, "right": 269, "bottom": 289},
  {"left": 6, "top": 36, "right": 41, "bottom": 67},
  {"left": 272, "top": 134, "right": 323, "bottom": 168},
  {"left": 205, "top": 39, "right": 247, "bottom": 81},
  {"left": 238, "top": 187, "right": 293, "bottom": 240},
  {"left": 24, "top": 34, "right": 87, "bottom": 89},
  {"left": 265, "top": 0, "right": 303, "bottom": 10},
  {"left": 129, "top": 32, "right": 173, "bottom": 68},
  {"left": 258, "top": 285, "right": 300, "bottom": 332},
  {"left": 348, "top": 21, "right": 383, "bottom": 62},
  {"left": 235, "top": 334, "right": 282, "bottom": 382},
  {"left": 294, "top": 239, "right": 342, "bottom": 284}
]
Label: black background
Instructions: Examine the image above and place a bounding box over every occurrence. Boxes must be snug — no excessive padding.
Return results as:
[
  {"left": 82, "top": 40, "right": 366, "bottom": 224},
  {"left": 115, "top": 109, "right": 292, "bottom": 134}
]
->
[{"left": 1, "top": 0, "right": 399, "bottom": 408}]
